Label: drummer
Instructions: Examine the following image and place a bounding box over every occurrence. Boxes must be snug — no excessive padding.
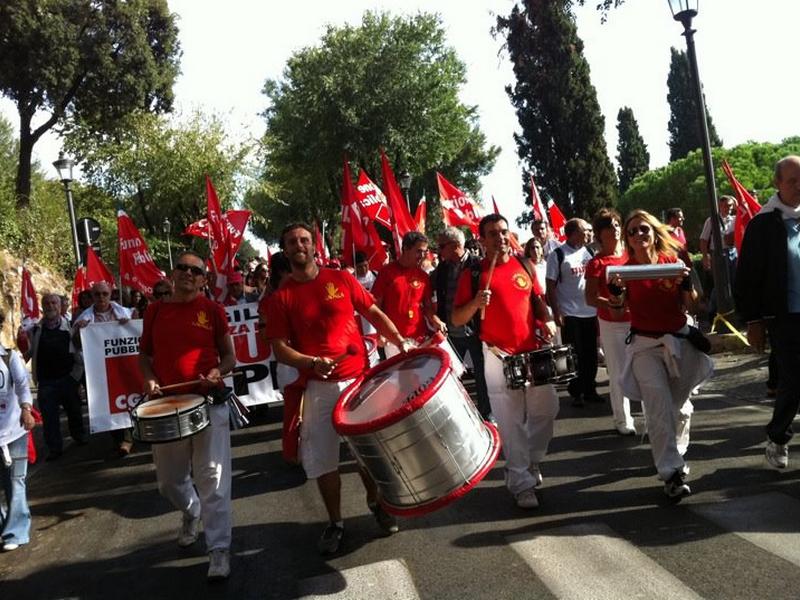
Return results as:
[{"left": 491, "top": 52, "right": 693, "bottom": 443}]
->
[
  {"left": 138, "top": 252, "right": 236, "bottom": 580},
  {"left": 452, "top": 214, "right": 559, "bottom": 510},
  {"left": 263, "top": 223, "right": 412, "bottom": 556}
]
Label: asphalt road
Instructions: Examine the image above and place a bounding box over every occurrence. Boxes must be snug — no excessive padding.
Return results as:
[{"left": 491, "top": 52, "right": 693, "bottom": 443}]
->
[{"left": 2, "top": 351, "right": 799, "bottom": 600}]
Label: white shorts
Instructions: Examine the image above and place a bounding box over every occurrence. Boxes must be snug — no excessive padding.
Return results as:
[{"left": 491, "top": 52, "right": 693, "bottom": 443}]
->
[{"left": 299, "top": 378, "right": 355, "bottom": 479}]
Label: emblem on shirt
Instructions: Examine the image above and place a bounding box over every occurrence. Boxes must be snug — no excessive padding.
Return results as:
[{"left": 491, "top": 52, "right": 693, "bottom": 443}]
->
[
  {"left": 410, "top": 279, "right": 422, "bottom": 289},
  {"left": 512, "top": 273, "right": 530, "bottom": 291},
  {"left": 408, "top": 310, "right": 415, "bottom": 319},
  {"left": 193, "top": 311, "right": 213, "bottom": 330},
  {"left": 324, "top": 282, "right": 345, "bottom": 301}
]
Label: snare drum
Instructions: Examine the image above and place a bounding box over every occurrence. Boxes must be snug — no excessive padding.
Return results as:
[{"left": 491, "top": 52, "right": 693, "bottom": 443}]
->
[
  {"left": 131, "top": 394, "right": 210, "bottom": 443},
  {"left": 528, "top": 344, "right": 578, "bottom": 385},
  {"left": 334, "top": 347, "right": 500, "bottom": 517}
]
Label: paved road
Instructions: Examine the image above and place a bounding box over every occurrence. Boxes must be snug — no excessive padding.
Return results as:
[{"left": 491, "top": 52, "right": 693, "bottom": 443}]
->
[{"left": 2, "top": 351, "right": 799, "bottom": 600}]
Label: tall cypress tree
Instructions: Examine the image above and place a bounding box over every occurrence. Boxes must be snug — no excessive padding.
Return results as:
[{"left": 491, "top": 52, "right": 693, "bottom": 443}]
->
[
  {"left": 616, "top": 106, "right": 650, "bottom": 194},
  {"left": 667, "top": 47, "right": 722, "bottom": 162},
  {"left": 497, "top": 0, "right": 617, "bottom": 221}
]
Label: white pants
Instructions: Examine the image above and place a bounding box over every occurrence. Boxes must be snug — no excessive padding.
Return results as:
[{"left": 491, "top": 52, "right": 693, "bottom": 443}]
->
[
  {"left": 483, "top": 346, "right": 559, "bottom": 496},
  {"left": 152, "top": 404, "right": 231, "bottom": 551},
  {"left": 300, "top": 378, "right": 355, "bottom": 479},
  {"left": 598, "top": 319, "right": 635, "bottom": 431}
]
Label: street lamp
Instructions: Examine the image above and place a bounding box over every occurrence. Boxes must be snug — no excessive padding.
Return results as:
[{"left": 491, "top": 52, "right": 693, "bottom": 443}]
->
[
  {"left": 53, "top": 152, "right": 82, "bottom": 269},
  {"left": 667, "top": 0, "right": 733, "bottom": 316},
  {"left": 163, "top": 218, "right": 173, "bottom": 271},
  {"left": 398, "top": 170, "right": 412, "bottom": 214}
]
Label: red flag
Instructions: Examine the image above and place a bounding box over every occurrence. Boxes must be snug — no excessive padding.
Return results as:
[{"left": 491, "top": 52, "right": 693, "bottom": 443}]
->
[
  {"left": 341, "top": 158, "right": 387, "bottom": 270},
  {"left": 490, "top": 196, "right": 523, "bottom": 253},
  {"left": 117, "top": 210, "right": 165, "bottom": 296},
  {"left": 71, "top": 267, "right": 87, "bottom": 314},
  {"left": 20, "top": 267, "right": 39, "bottom": 322},
  {"left": 414, "top": 196, "right": 427, "bottom": 233},
  {"left": 721, "top": 160, "right": 762, "bottom": 253},
  {"left": 184, "top": 209, "right": 251, "bottom": 242},
  {"left": 380, "top": 150, "right": 417, "bottom": 254},
  {"left": 492, "top": 195, "right": 500, "bottom": 215},
  {"left": 85, "top": 245, "right": 115, "bottom": 288},
  {"left": 354, "top": 169, "right": 392, "bottom": 229},
  {"left": 547, "top": 200, "right": 567, "bottom": 242},
  {"left": 436, "top": 172, "right": 482, "bottom": 236},
  {"left": 530, "top": 175, "right": 549, "bottom": 224},
  {"left": 313, "top": 220, "right": 329, "bottom": 266},
  {"left": 205, "top": 175, "right": 237, "bottom": 301}
]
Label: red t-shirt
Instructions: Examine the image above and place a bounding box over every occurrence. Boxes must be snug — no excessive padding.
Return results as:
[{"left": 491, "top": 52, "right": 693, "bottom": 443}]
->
[
  {"left": 454, "top": 257, "right": 543, "bottom": 354},
  {"left": 263, "top": 269, "right": 372, "bottom": 380},
  {"left": 140, "top": 295, "right": 229, "bottom": 389},
  {"left": 371, "top": 262, "right": 431, "bottom": 338},
  {"left": 585, "top": 252, "right": 631, "bottom": 322},
  {"left": 626, "top": 254, "right": 687, "bottom": 332}
]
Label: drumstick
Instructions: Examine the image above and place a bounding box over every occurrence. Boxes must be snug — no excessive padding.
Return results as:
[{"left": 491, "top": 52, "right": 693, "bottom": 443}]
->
[
  {"left": 156, "top": 370, "right": 243, "bottom": 394},
  {"left": 480, "top": 251, "right": 499, "bottom": 321},
  {"left": 330, "top": 343, "right": 360, "bottom": 365}
]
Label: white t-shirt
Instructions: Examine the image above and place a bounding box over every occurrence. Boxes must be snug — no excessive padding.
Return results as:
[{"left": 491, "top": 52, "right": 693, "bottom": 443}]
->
[
  {"left": 545, "top": 243, "right": 597, "bottom": 318},
  {"left": 700, "top": 215, "right": 735, "bottom": 250},
  {"left": 356, "top": 270, "right": 377, "bottom": 335}
]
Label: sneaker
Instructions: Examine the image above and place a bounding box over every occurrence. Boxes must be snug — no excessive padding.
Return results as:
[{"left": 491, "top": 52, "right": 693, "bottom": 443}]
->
[
  {"left": 2, "top": 542, "right": 19, "bottom": 552},
  {"left": 207, "top": 549, "right": 230, "bottom": 580},
  {"left": 616, "top": 425, "right": 636, "bottom": 436},
  {"left": 664, "top": 470, "right": 691, "bottom": 501},
  {"left": 317, "top": 523, "right": 344, "bottom": 555},
  {"left": 765, "top": 439, "right": 789, "bottom": 469},
  {"left": 178, "top": 513, "right": 201, "bottom": 547},
  {"left": 515, "top": 487, "right": 540, "bottom": 509},
  {"left": 369, "top": 502, "right": 399, "bottom": 536},
  {"left": 529, "top": 465, "right": 543, "bottom": 487}
]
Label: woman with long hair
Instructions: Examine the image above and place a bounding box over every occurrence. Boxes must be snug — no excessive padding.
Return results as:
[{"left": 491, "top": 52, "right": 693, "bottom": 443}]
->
[
  {"left": 610, "top": 210, "right": 713, "bottom": 501},
  {"left": 523, "top": 237, "right": 547, "bottom": 290},
  {"left": 585, "top": 208, "right": 635, "bottom": 435}
]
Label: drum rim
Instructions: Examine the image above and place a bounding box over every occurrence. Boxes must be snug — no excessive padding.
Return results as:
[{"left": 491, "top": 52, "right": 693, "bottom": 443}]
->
[
  {"left": 333, "top": 346, "right": 451, "bottom": 436},
  {"left": 132, "top": 394, "right": 207, "bottom": 418},
  {"left": 527, "top": 343, "right": 574, "bottom": 356},
  {"left": 381, "top": 421, "right": 502, "bottom": 517}
]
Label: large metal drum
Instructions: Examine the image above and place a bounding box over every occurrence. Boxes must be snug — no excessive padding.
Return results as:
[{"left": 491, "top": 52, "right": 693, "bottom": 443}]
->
[{"left": 333, "top": 347, "right": 500, "bottom": 516}]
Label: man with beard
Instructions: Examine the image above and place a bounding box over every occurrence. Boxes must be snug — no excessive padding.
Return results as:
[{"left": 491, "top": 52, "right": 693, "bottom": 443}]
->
[
  {"left": 138, "top": 252, "right": 236, "bottom": 580},
  {"left": 264, "top": 223, "right": 410, "bottom": 556}
]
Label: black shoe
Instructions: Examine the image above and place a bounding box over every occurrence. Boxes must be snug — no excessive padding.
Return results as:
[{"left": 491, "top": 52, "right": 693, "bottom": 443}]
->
[
  {"left": 585, "top": 392, "right": 605, "bottom": 404},
  {"left": 317, "top": 523, "right": 344, "bottom": 555},
  {"left": 369, "top": 502, "right": 399, "bottom": 536},
  {"left": 664, "top": 470, "right": 691, "bottom": 502}
]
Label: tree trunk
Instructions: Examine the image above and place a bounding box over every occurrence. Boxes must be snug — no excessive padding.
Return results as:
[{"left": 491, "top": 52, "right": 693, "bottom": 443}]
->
[{"left": 15, "top": 117, "right": 34, "bottom": 209}]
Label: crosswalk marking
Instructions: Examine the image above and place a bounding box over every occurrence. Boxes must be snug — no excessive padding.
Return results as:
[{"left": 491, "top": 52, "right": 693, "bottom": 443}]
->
[
  {"left": 691, "top": 492, "right": 800, "bottom": 568},
  {"left": 298, "top": 559, "right": 420, "bottom": 599},
  {"left": 508, "top": 522, "right": 702, "bottom": 600}
]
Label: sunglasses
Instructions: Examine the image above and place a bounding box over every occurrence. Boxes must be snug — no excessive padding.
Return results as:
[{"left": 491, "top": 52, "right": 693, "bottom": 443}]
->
[
  {"left": 627, "top": 225, "right": 652, "bottom": 237},
  {"left": 174, "top": 263, "right": 205, "bottom": 276}
]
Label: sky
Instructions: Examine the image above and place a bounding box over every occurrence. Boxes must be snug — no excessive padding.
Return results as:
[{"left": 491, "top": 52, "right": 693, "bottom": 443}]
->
[{"left": 2, "top": 0, "right": 798, "bottom": 243}]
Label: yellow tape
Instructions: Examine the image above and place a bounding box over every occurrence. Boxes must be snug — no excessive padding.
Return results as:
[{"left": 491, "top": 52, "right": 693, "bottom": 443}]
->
[{"left": 710, "top": 311, "right": 750, "bottom": 346}]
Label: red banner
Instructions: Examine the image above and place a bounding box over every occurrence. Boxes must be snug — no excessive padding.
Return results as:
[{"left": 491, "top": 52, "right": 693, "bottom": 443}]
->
[
  {"left": 380, "top": 149, "right": 416, "bottom": 254},
  {"left": 341, "top": 158, "right": 387, "bottom": 270},
  {"left": 721, "top": 160, "right": 762, "bottom": 253},
  {"left": 117, "top": 210, "right": 164, "bottom": 296},
  {"left": 530, "top": 174, "right": 548, "bottom": 224},
  {"left": 184, "top": 209, "right": 251, "bottom": 248},
  {"left": 355, "top": 169, "right": 392, "bottom": 229},
  {"left": 414, "top": 196, "right": 427, "bottom": 233},
  {"left": 547, "top": 200, "right": 567, "bottom": 242},
  {"left": 436, "top": 172, "right": 481, "bottom": 235},
  {"left": 20, "top": 267, "right": 39, "bottom": 322},
  {"left": 313, "top": 220, "right": 329, "bottom": 266}
]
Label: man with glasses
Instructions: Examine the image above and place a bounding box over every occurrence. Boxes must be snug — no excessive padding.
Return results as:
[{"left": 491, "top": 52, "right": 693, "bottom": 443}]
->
[{"left": 138, "top": 252, "right": 236, "bottom": 580}]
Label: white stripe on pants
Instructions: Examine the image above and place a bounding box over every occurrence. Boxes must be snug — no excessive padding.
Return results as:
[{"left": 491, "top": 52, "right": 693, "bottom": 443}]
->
[
  {"left": 597, "top": 318, "right": 634, "bottom": 430},
  {"left": 152, "top": 404, "right": 232, "bottom": 551},
  {"left": 483, "top": 345, "right": 559, "bottom": 496}
]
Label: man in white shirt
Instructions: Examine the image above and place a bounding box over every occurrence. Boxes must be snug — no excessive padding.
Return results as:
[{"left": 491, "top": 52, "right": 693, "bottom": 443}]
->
[
  {"left": 699, "top": 195, "right": 737, "bottom": 318},
  {"left": 546, "top": 219, "right": 600, "bottom": 406}
]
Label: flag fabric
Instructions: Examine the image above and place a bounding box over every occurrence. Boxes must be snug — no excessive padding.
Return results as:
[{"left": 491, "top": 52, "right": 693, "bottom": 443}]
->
[
  {"left": 204, "top": 175, "right": 245, "bottom": 301},
  {"left": 184, "top": 209, "right": 251, "bottom": 245},
  {"left": 313, "top": 220, "right": 329, "bottom": 266},
  {"left": 117, "top": 210, "right": 165, "bottom": 296},
  {"left": 379, "top": 149, "right": 416, "bottom": 254},
  {"left": 530, "top": 175, "right": 549, "bottom": 224},
  {"left": 547, "top": 200, "right": 567, "bottom": 242},
  {"left": 85, "top": 245, "right": 115, "bottom": 288},
  {"left": 436, "top": 172, "right": 482, "bottom": 236},
  {"left": 341, "top": 158, "right": 387, "bottom": 270},
  {"left": 20, "top": 267, "right": 39, "bottom": 323},
  {"left": 492, "top": 195, "right": 500, "bottom": 215},
  {"left": 354, "top": 169, "right": 393, "bottom": 229},
  {"left": 721, "top": 160, "right": 762, "bottom": 253},
  {"left": 414, "top": 196, "right": 427, "bottom": 233},
  {"left": 71, "top": 267, "right": 87, "bottom": 313}
]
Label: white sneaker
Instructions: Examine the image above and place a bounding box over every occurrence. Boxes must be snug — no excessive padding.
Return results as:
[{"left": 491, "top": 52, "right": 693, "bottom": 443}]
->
[
  {"left": 178, "top": 513, "right": 201, "bottom": 547},
  {"left": 2, "top": 542, "right": 19, "bottom": 552},
  {"left": 766, "top": 439, "right": 789, "bottom": 469},
  {"left": 515, "top": 487, "right": 540, "bottom": 509},
  {"left": 207, "top": 549, "right": 231, "bottom": 580}
]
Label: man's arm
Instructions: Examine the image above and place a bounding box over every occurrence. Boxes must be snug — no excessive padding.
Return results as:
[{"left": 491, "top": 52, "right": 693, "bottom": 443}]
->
[
  {"left": 545, "top": 278, "right": 562, "bottom": 327},
  {"left": 270, "top": 337, "right": 339, "bottom": 379},
  {"left": 138, "top": 350, "right": 160, "bottom": 395},
  {"left": 451, "top": 291, "right": 489, "bottom": 327},
  {"left": 204, "top": 333, "right": 236, "bottom": 386},
  {"left": 363, "top": 304, "right": 408, "bottom": 348}
]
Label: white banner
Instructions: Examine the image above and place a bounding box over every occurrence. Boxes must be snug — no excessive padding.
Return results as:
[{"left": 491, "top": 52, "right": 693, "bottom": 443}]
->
[{"left": 83, "top": 303, "right": 283, "bottom": 434}]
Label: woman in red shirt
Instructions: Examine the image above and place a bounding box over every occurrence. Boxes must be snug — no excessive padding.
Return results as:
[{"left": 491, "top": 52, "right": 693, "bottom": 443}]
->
[
  {"left": 609, "top": 210, "right": 713, "bottom": 502},
  {"left": 585, "top": 208, "right": 635, "bottom": 435}
]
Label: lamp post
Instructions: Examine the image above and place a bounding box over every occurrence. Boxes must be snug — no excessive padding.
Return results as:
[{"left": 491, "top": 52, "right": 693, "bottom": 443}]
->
[
  {"left": 398, "top": 170, "right": 413, "bottom": 214},
  {"left": 668, "top": 0, "right": 733, "bottom": 315},
  {"left": 52, "top": 152, "right": 82, "bottom": 269},
  {"left": 163, "top": 218, "right": 173, "bottom": 270}
]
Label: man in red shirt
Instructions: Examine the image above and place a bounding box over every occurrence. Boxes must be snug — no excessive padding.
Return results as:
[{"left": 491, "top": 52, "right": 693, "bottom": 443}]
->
[
  {"left": 372, "top": 231, "right": 445, "bottom": 356},
  {"left": 264, "top": 223, "right": 411, "bottom": 556},
  {"left": 452, "top": 214, "right": 558, "bottom": 510},
  {"left": 138, "top": 252, "right": 236, "bottom": 581}
]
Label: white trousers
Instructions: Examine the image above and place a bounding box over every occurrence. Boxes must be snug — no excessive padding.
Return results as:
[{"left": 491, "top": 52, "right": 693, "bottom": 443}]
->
[
  {"left": 300, "top": 378, "right": 354, "bottom": 479},
  {"left": 597, "top": 319, "right": 635, "bottom": 430},
  {"left": 483, "top": 346, "right": 559, "bottom": 496},
  {"left": 152, "top": 404, "right": 232, "bottom": 551}
]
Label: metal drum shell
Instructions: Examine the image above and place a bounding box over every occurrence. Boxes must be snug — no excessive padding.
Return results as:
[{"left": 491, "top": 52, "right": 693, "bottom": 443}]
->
[
  {"left": 527, "top": 344, "right": 578, "bottom": 386},
  {"left": 334, "top": 347, "right": 501, "bottom": 517},
  {"left": 131, "top": 396, "right": 210, "bottom": 443}
]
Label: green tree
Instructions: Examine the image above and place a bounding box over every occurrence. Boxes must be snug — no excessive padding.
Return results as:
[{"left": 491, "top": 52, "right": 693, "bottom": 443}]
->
[
  {"left": 253, "top": 11, "right": 499, "bottom": 238},
  {"left": 667, "top": 47, "right": 722, "bottom": 162},
  {"left": 616, "top": 106, "right": 650, "bottom": 194},
  {"left": 0, "top": 0, "right": 181, "bottom": 207},
  {"left": 498, "top": 0, "right": 618, "bottom": 223}
]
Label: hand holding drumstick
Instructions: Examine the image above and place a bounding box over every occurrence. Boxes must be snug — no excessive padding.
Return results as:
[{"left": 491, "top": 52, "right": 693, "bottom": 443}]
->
[
  {"left": 310, "top": 343, "right": 360, "bottom": 380},
  {"left": 479, "top": 251, "right": 499, "bottom": 320}
]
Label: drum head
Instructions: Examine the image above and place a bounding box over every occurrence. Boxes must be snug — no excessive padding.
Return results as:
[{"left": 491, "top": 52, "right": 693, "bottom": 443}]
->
[
  {"left": 135, "top": 394, "right": 205, "bottom": 417},
  {"left": 334, "top": 347, "right": 451, "bottom": 435}
]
